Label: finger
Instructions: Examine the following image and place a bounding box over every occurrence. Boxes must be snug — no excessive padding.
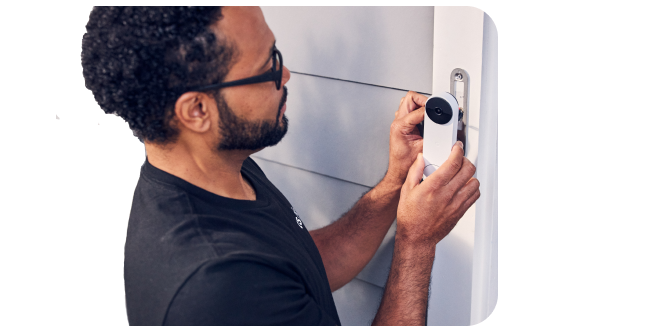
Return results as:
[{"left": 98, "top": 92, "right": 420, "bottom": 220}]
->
[
  {"left": 403, "top": 153, "right": 425, "bottom": 193},
  {"left": 458, "top": 180, "right": 481, "bottom": 213},
  {"left": 445, "top": 157, "right": 476, "bottom": 194},
  {"left": 404, "top": 91, "right": 429, "bottom": 112},
  {"left": 422, "top": 141, "right": 465, "bottom": 190},
  {"left": 396, "top": 99, "right": 404, "bottom": 118},
  {"left": 396, "top": 91, "right": 429, "bottom": 119},
  {"left": 393, "top": 107, "right": 425, "bottom": 134},
  {"left": 453, "top": 177, "right": 480, "bottom": 204}
]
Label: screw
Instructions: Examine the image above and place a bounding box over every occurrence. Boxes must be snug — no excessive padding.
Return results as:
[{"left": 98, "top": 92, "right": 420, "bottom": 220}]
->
[{"left": 454, "top": 73, "right": 463, "bottom": 81}]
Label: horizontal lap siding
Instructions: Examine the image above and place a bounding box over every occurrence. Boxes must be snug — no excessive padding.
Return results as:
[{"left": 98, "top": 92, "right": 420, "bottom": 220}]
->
[{"left": 258, "top": 6, "right": 436, "bottom": 325}]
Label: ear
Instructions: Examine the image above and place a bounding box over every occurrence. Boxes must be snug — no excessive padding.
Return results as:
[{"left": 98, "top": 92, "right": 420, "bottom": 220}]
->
[{"left": 174, "top": 92, "right": 213, "bottom": 134}]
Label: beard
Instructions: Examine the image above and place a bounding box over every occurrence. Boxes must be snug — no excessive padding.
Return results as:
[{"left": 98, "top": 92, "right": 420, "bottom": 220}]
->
[{"left": 214, "top": 87, "right": 288, "bottom": 151}]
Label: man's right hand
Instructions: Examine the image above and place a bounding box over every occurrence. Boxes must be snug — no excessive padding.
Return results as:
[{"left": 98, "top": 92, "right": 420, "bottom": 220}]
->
[
  {"left": 396, "top": 141, "right": 480, "bottom": 246},
  {"left": 373, "top": 141, "right": 480, "bottom": 325}
]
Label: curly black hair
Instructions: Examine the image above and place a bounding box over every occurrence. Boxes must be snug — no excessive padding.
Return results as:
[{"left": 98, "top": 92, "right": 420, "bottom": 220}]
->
[{"left": 81, "top": 6, "right": 235, "bottom": 144}]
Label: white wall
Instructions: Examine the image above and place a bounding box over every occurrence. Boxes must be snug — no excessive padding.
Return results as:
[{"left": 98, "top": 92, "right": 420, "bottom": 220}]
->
[
  {"left": 427, "top": 7, "right": 485, "bottom": 325},
  {"left": 258, "top": 6, "right": 498, "bottom": 326},
  {"left": 471, "top": 12, "right": 499, "bottom": 325}
]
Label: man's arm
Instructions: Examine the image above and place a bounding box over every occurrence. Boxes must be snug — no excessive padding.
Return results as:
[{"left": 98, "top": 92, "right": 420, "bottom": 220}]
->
[
  {"left": 372, "top": 146, "right": 480, "bottom": 325},
  {"left": 309, "top": 92, "right": 428, "bottom": 292},
  {"left": 372, "top": 238, "right": 436, "bottom": 326},
  {"left": 308, "top": 173, "right": 401, "bottom": 292},
  {"left": 308, "top": 90, "right": 480, "bottom": 325}
]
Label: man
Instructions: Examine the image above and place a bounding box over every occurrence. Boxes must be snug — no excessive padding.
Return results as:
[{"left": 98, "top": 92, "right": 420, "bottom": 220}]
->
[{"left": 82, "top": 6, "right": 480, "bottom": 325}]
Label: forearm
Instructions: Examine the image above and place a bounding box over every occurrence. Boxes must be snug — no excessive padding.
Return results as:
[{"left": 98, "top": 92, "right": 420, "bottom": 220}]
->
[
  {"left": 372, "top": 236, "right": 436, "bottom": 326},
  {"left": 309, "top": 174, "right": 402, "bottom": 291}
]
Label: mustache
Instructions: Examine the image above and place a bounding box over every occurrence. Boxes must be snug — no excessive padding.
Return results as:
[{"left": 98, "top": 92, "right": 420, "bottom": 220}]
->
[
  {"left": 277, "top": 85, "right": 288, "bottom": 113},
  {"left": 280, "top": 86, "right": 288, "bottom": 110},
  {"left": 276, "top": 86, "right": 288, "bottom": 121}
]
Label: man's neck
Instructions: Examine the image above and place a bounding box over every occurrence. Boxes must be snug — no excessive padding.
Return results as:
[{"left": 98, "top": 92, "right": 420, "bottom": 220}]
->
[{"left": 144, "top": 140, "right": 257, "bottom": 201}]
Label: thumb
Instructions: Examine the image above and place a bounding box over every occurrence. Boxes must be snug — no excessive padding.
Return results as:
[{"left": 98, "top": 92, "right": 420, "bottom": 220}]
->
[
  {"left": 396, "top": 107, "right": 425, "bottom": 133},
  {"left": 403, "top": 153, "right": 425, "bottom": 193}
]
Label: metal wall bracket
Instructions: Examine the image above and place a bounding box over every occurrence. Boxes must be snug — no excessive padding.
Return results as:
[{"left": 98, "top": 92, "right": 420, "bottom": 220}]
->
[
  {"left": 417, "top": 68, "right": 470, "bottom": 156},
  {"left": 450, "top": 68, "right": 469, "bottom": 155}
]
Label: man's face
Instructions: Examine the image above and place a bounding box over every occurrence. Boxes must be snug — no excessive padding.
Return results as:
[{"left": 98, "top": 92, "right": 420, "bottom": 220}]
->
[{"left": 210, "top": 7, "right": 291, "bottom": 151}]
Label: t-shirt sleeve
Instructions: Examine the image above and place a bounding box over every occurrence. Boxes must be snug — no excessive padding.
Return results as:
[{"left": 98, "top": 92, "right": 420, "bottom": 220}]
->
[{"left": 163, "top": 258, "right": 339, "bottom": 326}]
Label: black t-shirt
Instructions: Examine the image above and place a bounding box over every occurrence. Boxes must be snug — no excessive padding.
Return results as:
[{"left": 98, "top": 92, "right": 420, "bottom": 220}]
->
[{"left": 124, "top": 158, "right": 341, "bottom": 326}]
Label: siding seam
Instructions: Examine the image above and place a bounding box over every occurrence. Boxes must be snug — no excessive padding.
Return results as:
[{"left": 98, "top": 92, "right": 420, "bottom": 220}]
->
[
  {"left": 291, "top": 71, "right": 430, "bottom": 95},
  {"left": 252, "top": 156, "right": 373, "bottom": 189}
]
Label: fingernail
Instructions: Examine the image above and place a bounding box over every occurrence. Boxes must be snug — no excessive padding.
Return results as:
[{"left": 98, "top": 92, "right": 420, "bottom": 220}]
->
[{"left": 453, "top": 141, "right": 463, "bottom": 151}]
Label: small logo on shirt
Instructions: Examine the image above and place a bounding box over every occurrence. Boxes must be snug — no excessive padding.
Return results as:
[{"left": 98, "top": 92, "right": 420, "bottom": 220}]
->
[{"left": 291, "top": 206, "right": 304, "bottom": 229}]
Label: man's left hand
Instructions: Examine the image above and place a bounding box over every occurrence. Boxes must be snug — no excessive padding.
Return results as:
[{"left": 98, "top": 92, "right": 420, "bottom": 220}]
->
[{"left": 385, "top": 91, "right": 427, "bottom": 185}]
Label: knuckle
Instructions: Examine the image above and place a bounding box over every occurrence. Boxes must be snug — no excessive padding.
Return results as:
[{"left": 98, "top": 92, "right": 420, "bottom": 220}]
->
[
  {"left": 439, "top": 191, "right": 453, "bottom": 205},
  {"left": 451, "top": 200, "right": 463, "bottom": 213},
  {"left": 445, "top": 194, "right": 459, "bottom": 207},
  {"left": 463, "top": 158, "right": 476, "bottom": 173},
  {"left": 450, "top": 160, "right": 462, "bottom": 172},
  {"left": 427, "top": 182, "right": 441, "bottom": 193},
  {"left": 448, "top": 202, "right": 461, "bottom": 214},
  {"left": 465, "top": 179, "right": 479, "bottom": 195},
  {"left": 407, "top": 91, "right": 418, "bottom": 101},
  {"left": 466, "top": 187, "right": 481, "bottom": 204},
  {"left": 467, "top": 165, "right": 476, "bottom": 176},
  {"left": 473, "top": 189, "right": 481, "bottom": 204}
]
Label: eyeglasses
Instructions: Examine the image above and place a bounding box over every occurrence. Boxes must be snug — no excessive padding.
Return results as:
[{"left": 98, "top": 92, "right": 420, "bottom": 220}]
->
[{"left": 188, "top": 46, "right": 283, "bottom": 92}]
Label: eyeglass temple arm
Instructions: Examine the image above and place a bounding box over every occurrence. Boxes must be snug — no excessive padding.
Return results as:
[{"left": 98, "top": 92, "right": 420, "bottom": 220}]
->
[{"left": 189, "top": 71, "right": 280, "bottom": 92}]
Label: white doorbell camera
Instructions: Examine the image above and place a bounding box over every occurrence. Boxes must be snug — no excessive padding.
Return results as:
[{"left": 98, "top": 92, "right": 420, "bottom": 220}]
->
[{"left": 422, "top": 91, "right": 459, "bottom": 177}]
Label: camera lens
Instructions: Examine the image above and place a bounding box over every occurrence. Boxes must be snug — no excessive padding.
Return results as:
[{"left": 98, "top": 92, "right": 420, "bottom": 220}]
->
[{"left": 425, "top": 97, "right": 453, "bottom": 125}]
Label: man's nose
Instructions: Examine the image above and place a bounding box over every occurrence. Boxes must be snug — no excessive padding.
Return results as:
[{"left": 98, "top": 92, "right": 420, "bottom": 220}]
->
[{"left": 282, "top": 65, "right": 291, "bottom": 86}]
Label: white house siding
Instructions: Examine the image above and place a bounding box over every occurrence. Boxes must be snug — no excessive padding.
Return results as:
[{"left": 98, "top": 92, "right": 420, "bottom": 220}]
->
[
  {"left": 254, "top": 7, "right": 435, "bottom": 326},
  {"left": 254, "top": 6, "right": 497, "bottom": 326}
]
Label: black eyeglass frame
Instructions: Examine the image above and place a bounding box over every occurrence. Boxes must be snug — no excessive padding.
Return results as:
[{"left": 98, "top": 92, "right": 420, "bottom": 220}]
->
[{"left": 187, "top": 46, "right": 283, "bottom": 92}]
